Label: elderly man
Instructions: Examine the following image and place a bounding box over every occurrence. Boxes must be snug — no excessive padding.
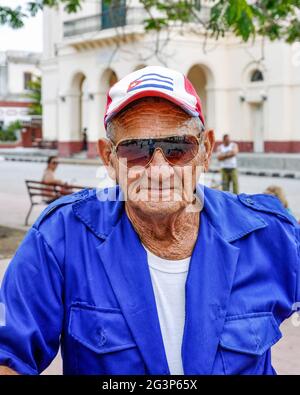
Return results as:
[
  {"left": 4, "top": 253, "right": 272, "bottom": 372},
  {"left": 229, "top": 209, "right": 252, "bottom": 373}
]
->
[{"left": 0, "top": 66, "right": 299, "bottom": 375}]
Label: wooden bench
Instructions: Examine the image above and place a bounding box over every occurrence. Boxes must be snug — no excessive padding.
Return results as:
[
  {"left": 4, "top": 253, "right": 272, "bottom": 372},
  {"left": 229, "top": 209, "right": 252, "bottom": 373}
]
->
[
  {"left": 25, "top": 180, "right": 90, "bottom": 226},
  {"left": 32, "top": 139, "right": 58, "bottom": 149}
]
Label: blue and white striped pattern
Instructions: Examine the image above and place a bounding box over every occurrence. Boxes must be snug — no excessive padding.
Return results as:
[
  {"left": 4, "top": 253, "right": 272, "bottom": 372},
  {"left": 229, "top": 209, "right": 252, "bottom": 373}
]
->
[{"left": 127, "top": 73, "right": 174, "bottom": 92}]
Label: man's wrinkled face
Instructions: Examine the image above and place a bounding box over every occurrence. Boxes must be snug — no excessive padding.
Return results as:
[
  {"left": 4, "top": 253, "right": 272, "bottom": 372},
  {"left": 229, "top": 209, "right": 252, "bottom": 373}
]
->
[{"left": 98, "top": 97, "right": 214, "bottom": 215}]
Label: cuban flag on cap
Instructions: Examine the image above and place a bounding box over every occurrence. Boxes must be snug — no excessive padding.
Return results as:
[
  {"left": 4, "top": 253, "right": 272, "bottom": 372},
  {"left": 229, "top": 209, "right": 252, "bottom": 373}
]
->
[
  {"left": 126, "top": 72, "right": 174, "bottom": 93},
  {"left": 104, "top": 65, "right": 205, "bottom": 128}
]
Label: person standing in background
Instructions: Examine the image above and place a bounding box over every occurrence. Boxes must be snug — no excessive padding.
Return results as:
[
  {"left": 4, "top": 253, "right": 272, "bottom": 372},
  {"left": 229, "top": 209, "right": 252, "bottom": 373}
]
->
[
  {"left": 82, "top": 128, "right": 88, "bottom": 151},
  {"left": 217, "top": 134, "right": 239, "bottom": 194}
]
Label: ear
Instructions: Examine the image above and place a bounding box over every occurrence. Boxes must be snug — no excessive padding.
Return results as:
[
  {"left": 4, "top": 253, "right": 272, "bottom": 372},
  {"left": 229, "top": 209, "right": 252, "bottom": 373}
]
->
[
  {"left": 202, "top": 129, "right": 215, "bottom": 172},
  {"left": 97, "top": 138, "right": 117, "bottom": 181}
]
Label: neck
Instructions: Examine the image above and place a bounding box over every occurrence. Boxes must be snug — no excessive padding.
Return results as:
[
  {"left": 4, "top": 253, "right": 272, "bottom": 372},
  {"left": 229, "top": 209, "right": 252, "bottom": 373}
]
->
[{"left": 125, "top": 202, "right": 200, "bottom": 260}]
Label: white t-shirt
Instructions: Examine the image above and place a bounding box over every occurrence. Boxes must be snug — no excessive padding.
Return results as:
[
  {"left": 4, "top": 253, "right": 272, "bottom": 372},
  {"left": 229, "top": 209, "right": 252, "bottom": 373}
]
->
[
  {"left": 143, "top": 245, "right": 191, "bottom": 375},
  {"left": 218, "top": 142, "right": 238, "bottom": 169}
]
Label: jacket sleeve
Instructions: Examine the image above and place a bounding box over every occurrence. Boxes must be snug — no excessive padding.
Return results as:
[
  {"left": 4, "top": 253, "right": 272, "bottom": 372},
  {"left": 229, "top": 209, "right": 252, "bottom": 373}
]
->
[
  {"left": 0, "top": 227, "right": 63, "bottom": 374},
  {"left": 295, "top": 226, "right": 300, "bottom": 306}
]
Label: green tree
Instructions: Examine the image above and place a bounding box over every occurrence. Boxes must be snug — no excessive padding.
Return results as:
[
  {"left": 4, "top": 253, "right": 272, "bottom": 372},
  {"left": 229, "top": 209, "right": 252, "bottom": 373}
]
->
[
  {"left": 0, "top": 121, "right": 21, "bottom": 142},
  {"left": 26, "top": 76, "right": 42, "bottom": 115},
  {"left": 1, "top": 0, "right": 300, "bottom": 43}
]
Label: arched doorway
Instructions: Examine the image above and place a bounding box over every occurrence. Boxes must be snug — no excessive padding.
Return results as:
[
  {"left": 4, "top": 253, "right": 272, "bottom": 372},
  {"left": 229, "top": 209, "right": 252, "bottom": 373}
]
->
[
  {"left": 81, "top": 77, "right": 89, "bottom": 151},
  {"left": 70, "top": 71, "right": 88, "bottom": 153},
  {"left": 101, "top": 69, "right": 118, "bottom": 89},
  {"left": 249, "top": 68, "right": 265, "bottom": 153},
  {"left": 99, "top": 69, "right": 118, "bottom": 98},
  {"left": 80, "top": 68, "right": 118, "bottom": 159},
  {"left": 187, "top": 64, "right": 215, "bottom": 129},
  {"left": 58, "top": 71, "right": 89, "bottom": 157}
]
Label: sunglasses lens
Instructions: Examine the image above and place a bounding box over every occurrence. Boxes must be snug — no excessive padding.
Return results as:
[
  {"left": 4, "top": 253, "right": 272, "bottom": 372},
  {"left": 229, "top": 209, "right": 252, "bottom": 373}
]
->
[
  {"left": 160, "top": 136, "right": 199, "bottom": 165},
  {"left": 116, "top": 135, "right": 199, "bottom": 167},
  {"left": 116, "top": 139, "right": 152, "bottom": 167}
]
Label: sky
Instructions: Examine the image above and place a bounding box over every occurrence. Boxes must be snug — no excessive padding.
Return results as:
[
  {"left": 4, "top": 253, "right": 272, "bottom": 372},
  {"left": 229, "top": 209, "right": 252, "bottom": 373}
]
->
[{"left": 0, "top": 0, "right": 43, "bottom": 53}]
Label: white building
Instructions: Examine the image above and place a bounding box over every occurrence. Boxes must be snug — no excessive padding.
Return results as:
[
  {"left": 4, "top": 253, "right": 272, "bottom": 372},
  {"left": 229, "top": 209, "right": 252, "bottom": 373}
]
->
[
  {"left": 0, "top": 51, "right": 41, "bottom": 127},
  {"left": 42, "top": 1, "right": 300, "bottom": 157}
]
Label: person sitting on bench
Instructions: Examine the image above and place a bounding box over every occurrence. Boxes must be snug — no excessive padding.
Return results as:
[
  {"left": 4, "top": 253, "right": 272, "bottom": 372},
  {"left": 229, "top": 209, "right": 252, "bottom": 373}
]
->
[{"left": 42, "top": 156, "right": 70, "bottom": 202}]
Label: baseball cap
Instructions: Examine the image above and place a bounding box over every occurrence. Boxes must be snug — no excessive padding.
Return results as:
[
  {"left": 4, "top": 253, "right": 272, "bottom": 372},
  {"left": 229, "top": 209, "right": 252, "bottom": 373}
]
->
[{"left": 104, "top": 66, "right": 205, "bottom": 129}]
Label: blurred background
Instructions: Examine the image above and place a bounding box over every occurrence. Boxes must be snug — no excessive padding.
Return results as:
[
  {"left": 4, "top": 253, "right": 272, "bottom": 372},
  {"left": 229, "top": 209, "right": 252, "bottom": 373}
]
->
[{"left": 0, "top": 0, "right": 300, "bottom": 375}]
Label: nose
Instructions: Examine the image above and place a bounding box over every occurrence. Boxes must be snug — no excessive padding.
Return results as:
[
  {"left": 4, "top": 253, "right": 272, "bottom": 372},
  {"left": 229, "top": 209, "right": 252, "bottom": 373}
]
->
[
  {"left": 150, "top": 148, "right": 169, "bottom": 166},
  {"left": 147, "top": 148, "right": 174, "bottom": 186}
]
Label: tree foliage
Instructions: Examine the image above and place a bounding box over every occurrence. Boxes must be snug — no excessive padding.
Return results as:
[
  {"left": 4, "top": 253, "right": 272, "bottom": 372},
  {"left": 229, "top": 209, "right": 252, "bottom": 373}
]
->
[
  {"left": 26, "top": 76, "right": 42, "bottom": 115},
  {"left": 0, "top": 0, "right": 300, "bottom": 43}
]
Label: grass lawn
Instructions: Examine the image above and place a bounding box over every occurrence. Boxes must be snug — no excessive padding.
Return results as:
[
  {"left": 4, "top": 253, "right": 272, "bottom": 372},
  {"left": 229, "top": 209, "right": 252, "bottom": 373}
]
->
[{"left": 0, "top": 226, "right": 26, "bottom": 259}]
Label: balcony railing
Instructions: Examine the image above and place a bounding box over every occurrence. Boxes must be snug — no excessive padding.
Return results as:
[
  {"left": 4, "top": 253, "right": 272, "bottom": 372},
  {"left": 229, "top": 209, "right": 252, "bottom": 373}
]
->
[
  {"left": 63, "top": 6, "right": 211, "bottom": 38},
  {"left": 64, "top": 14, "right": 102, "bottom": 37},
  {"left": 63, "top": 7, "right": 147, "bottom": 38}
]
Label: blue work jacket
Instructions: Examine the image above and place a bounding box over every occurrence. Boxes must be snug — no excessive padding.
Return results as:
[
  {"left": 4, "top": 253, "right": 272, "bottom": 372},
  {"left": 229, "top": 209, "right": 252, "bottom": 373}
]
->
[{"left": 0, "top": 185, "right": 299, "bottom": 375}]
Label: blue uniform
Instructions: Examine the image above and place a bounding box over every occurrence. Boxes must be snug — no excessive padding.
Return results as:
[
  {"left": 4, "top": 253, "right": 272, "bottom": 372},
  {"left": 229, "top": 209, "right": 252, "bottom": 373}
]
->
[{"left": 0, "top": 185, "right": 299, "bottom": 375}]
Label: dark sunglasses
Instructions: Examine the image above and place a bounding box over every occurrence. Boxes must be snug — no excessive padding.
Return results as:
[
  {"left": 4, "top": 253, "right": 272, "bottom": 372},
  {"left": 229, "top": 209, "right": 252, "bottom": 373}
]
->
[{"left": 111, "top": 134, "right": 203, "bottom": 168}]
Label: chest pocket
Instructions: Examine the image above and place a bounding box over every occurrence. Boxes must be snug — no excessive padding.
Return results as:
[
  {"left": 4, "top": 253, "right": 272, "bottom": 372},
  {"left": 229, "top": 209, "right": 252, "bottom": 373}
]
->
[
  {"left": 218, "top": 312, "right": 282, "bottom": 375},
  {"left": 67, "top": 303, "right": 144, "bottom": 374},
  {"left": 69, "top": 303, "right": 136, "bottom": 354}
]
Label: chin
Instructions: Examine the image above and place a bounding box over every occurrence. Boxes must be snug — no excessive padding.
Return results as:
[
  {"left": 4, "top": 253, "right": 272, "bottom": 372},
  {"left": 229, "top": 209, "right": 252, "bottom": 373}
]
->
[{"left": 132, "top": 200, "right": 187, "bottom": 216}]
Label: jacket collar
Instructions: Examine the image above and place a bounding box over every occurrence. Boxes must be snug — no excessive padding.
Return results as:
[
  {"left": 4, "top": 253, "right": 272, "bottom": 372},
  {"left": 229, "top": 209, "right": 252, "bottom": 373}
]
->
[{"left": 73, "top": 185, "right": 267, "bottom": 244}]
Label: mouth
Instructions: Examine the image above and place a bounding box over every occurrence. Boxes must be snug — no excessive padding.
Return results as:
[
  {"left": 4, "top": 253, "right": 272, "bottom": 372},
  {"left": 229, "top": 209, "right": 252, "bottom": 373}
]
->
[
  {"left": 146, "top": 188, "right": 178, "bottom": 194},
  {"left": 146, "top": 188, "right": 180, "bottom": 199},
  {"left": 147, "top": 188, "right": 175, "bottom": 191}
]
